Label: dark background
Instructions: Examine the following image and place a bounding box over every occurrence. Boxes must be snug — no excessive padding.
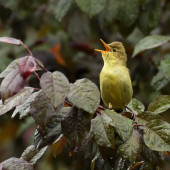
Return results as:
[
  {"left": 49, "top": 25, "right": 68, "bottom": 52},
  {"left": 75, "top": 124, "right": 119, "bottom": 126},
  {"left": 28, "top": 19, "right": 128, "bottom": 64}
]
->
[{"left": 0, "top": 0, "right": 169, "bottom": 169}]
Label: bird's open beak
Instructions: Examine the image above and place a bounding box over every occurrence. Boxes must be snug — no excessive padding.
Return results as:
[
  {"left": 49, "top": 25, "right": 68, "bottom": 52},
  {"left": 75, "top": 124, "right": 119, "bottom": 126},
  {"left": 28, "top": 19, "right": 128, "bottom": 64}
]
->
[{"left": 95, "top": 39, "right": 111, "bottom": 53}]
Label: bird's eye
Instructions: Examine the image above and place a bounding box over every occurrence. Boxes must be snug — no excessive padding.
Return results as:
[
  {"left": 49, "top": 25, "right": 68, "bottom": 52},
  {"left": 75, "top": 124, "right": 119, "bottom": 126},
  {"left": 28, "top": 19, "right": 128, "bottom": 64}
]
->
[{"left": 113, "top": 49, "right": 116, "bottom": 52}]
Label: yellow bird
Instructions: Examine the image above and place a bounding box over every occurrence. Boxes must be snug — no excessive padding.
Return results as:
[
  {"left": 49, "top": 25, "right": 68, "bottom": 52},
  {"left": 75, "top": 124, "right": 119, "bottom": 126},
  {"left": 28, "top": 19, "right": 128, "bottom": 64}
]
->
[{"left": 95, "top": 39, "right": 133, "bottom": 110}]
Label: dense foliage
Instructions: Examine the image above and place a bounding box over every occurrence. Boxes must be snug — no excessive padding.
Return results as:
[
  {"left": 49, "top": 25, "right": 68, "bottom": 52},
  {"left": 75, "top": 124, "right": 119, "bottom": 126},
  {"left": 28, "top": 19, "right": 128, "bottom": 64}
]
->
[{"left": 0, "top": 0, "right": 170, "bottom": 170}]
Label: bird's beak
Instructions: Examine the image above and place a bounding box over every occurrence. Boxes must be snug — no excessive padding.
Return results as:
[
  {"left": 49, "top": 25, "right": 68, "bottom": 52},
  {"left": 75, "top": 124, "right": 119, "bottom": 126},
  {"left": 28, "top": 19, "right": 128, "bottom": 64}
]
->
[{"left": 95, "top": 39, "right": 111, "bottom": 53}]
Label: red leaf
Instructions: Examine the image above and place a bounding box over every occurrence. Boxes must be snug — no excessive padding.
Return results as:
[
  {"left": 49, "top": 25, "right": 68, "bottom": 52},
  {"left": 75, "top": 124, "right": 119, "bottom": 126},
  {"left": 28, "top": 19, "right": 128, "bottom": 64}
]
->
[
  {"left": 0, "top": 37, "right": 21, "bottom": 45},
  {"left": 0, "top": 69, "right": 25, "bottom": 102},
  {"left": 50, "top": 44, "right": 67, "bottom": 67},
  {"left": 19, "top": 56, "right": 36, "bottom": 80},
  {"left": 51, "top": 134, "right": 66, "bottom": 157}
]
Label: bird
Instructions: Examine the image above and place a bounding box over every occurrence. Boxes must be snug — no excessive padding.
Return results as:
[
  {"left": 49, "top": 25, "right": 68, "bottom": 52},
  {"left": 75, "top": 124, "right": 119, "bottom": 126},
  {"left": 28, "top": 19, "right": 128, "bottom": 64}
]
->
[{"left": 95, "top": 39, "right": 133, "bottom": 111}]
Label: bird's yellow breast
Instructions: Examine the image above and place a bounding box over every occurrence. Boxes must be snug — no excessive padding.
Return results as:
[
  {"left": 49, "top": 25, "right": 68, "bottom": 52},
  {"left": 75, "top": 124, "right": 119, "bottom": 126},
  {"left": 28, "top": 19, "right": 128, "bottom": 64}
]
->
[{"left": 100, "top": 64, "right": 133, "bottom": 110}]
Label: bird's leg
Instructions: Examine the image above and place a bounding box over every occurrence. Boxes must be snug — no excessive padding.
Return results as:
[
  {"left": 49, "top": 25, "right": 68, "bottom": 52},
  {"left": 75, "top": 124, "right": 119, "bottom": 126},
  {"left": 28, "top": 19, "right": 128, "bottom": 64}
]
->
[{"left": 125, "top": 106, "right": 136, "bottom": 120}]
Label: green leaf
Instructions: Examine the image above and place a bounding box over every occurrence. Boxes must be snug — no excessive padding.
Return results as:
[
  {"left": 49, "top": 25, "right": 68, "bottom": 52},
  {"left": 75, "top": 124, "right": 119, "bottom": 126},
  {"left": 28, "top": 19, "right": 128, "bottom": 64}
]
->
[
  {"left": 1, "top": 157, "right": 33, "bottom": 170},
  {"left": 75, "top": 0, "right": 105, "bottom": 17},
  {"left": 12, "top": 90, "right": 42, "bottom": 119},
  {"left": 151, "top": 54, "right": 170, "bottom": 91},
  {"left": 68, "top": 12, "right": 91, "bottom": 42},
  {"left": 118, "top": 0, "right": 139, "bottom": 27},
  {"left": 101, "top": 110, "right": 133, "bottom": 142},
  {"left": 91, "top": 115, "right": 115, "bottom": 148},
  {"left": 61, "top": 107, "right": 91, "bottom": 145},
  {"left": 40, "top": 71, "right": 69, "bottom": 109},
  {"left": 151, "top": 71, "right": 170, "bottom": 91},
  {"left": 127, "top": 98, "right": 145, "bottom": 115},
  {"left": 161, "top": 56, "right": 170, "bottom": 78},
  {"left": 21, "top": 145, "right": 47, "bottom": 165},
  {"left": 136, "top": 111, "right": 170, "bottom": 151},
  {"left": 0, "top": 87, "right": 34, "bottom": 116},
  {"left": 138, "top": 0, "right": 161, "bottom": 35},
  {"left": 132, "top": 35, "right": 170, "bottom": 57},
  {"left": 118, "top": 129, "right": 141, "bottom": 163},
  {"left": 98, "top": 0, "right": 120, "bottom": 25},
  {"left": 54, "top": 0, "right": 73, "bottom": 22},
  {"left": 147, "top": 95, "right": 170, "bottom": 114},
  {"left": 67, "top": 78, "right": 100, "bottom": 114}
]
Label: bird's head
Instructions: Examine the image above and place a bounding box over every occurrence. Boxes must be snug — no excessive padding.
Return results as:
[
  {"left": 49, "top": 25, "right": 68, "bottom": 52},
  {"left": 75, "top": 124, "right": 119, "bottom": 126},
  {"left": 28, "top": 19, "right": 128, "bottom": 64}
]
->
[{"left": 95, "top": 39, "right": 127, "bottom": 65}]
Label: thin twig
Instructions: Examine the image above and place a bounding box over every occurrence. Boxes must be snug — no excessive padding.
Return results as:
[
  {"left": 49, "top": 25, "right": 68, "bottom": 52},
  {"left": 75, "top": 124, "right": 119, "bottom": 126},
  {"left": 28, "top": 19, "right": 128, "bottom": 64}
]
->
[
  {"left": 21, "top": 41, "right": 48, "bottom": 72},
  {"left": 34, "top": 71, "right": 40, "bottom": 81}
]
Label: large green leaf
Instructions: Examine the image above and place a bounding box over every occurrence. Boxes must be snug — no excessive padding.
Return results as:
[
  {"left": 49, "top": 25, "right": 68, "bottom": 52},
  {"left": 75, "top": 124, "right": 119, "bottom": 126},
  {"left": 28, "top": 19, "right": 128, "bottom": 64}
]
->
[
  {"left": 118, "top": 0, "right": 139, "bottom": 27},
  {"left": 147, "top": 95, "right": 170, "bottom": 114},
  {"left": 118, "top": 129, "right": 141, "bottom": 163},
  {"left": 136, "top": 112, "right": 170, "bottom": 151},
  {"left": 75, "top": 0, "right": 105, "bottom": 17},
  {"left": 0, "top": 87, "right": 34, "bottom": 116},
  {"left": 61, "top": 107, "right": 91, "bottom": 145},
  {"left": 91, "top": 115, "right": 115, "bottom": 148},
  {"left": 101, "top": 110, "right": 133, "bottom": 142},
  {"left": 127, "top": 98, "right": 145, "bottom": 115},
  {"left": 40, "top": 71, "right": 69, "bottom": 109},
  {"left": 98, "top": 0, "right": 120, "bottom": 25},
  {"left": 67, "top": 78, "right": 100, "bottom": 114},
  {"left": 138, "top": 0, "right": 161, "bottom": 35},
  {"left": 132, "top": 35, "right": 170, "bottom": 57},
  {"left": 54, "top": 0, "right": 73, "bottom": 22},
  {"left": 151, "top": 54, "right": 170, "bottom": 91}
]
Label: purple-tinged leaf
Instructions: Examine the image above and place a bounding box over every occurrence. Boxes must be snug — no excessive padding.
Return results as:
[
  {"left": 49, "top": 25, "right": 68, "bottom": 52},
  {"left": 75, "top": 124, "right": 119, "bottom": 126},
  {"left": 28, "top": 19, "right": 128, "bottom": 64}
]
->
[
  {"left": 30, "top": 91, "right": 61, "bottom": 131},
  {"left": 19, "top": 56, "right": 36, "bottom": 80},
  {"left": 0, "top": 58, "right": 44, "bottom": 79},
  {"left": 0, "top": 37, "right": 21, "bottom": 45},
  {"left": 0, "top": 69, "right": 26, "bottom": 102},
  {"left": 0, "top": 87, "right": 34, "bottom": 116},
  {"left": 0, "top": 59, "right": 19, "bottom": 79},
  {"left": 12, "top": 90, "right": 42, "bottom": 119},
  {"left": 21, "top": 145, "right": 47, "bottom": 165},
  {"left": 1, "top": 157, "right": 33, "bottom": 170},
  {"left": 61, "top": 107, "right": 91, "bottom": 145},
  {"left": 40, "top": 71, "right": 69, "bottom": 109}
]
